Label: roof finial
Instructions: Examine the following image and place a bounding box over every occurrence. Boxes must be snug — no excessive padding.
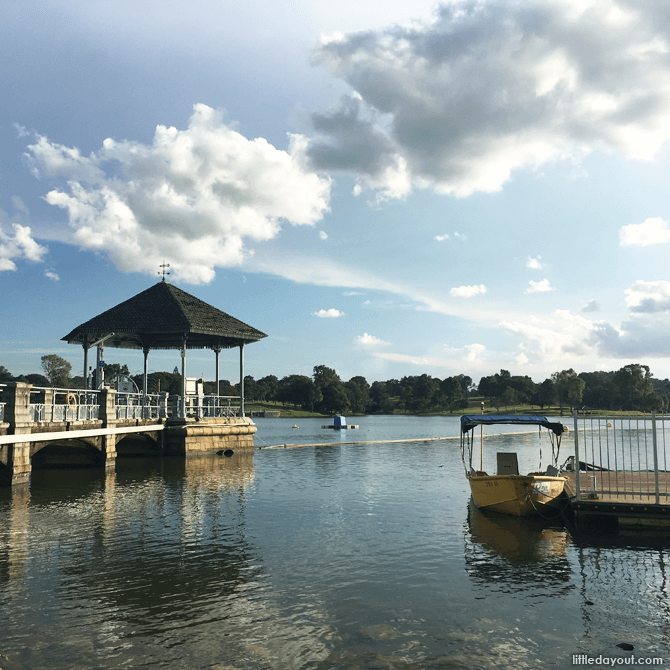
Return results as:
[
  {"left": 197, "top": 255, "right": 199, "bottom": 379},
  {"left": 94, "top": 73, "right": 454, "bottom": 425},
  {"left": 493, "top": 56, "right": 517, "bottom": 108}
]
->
[{"left": 158, "top": 262, "right": 171, "bottom": 282}]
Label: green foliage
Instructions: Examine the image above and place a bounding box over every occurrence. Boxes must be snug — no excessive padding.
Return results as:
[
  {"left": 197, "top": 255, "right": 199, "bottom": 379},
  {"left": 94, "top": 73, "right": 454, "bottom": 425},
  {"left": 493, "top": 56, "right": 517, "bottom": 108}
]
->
[{"left": 40, "top": 354, "right": 72, "bottom": 388}]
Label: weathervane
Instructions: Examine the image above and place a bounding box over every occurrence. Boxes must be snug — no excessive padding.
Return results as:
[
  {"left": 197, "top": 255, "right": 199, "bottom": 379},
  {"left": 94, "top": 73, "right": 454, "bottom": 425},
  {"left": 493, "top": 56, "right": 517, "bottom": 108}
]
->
[{"left": 158, "top": 262, "right": 171, "bottom": 282}]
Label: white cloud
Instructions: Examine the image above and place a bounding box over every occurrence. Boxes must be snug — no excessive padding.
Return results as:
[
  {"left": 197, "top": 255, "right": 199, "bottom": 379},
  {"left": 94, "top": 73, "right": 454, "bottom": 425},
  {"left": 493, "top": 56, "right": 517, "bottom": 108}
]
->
[
  {"left": 319, "top": 230, "right": 328, "bottom": 240},
  {"left": 450, "top": 284, "right": 486, "bottom": 298},
  {"left": 310, "top": 1, "right": 670, "bottom": 198},
  {"left": 11, "top": 196, "right": 29, "bottom": 217},
  {"left": 28, "top": 104, "right": 331, "bottom": 284},
  {"left": 355, "top": 333, "right": 391, "bottom": 346},
  {"left": 526, "top": 256, "right": 543, "bottom": 269},
  {"left": 453, "top": 232, "right": 467, "bottom": 241},
  {"left": 313, "top": 308, "right": 344, "bottom": 318},
  {"left": 500, "top": 310, "right": 599, "bottom": 362},
  {"left": 619, "top": 217, "right": 670, "bottom": 246},
  {"left": 12, "top": 123, "right": 30, "bottom": 138},
  {"left": 514, "top": 352, "right": 529, "bottom": 365},
  {"left": 0, "top": 224, "right": 47, "bottom": 272},
  {"left": 525, "top": 278, "right": 554, "bottom": 293},
  {"left": 44, "top": 270, "right": 60, "bottom": 281},
  {"left": 624, "top": 280, "right": 670, "bottom": 313},
  {"left": 581, "top": 299, "right": 600, "bottom": 313},
  {"left": 435, "top": 233, "right": 450, "bottom": 241},
  {"left": 462, "top": 343, "right": 487, "bottom": 363}
]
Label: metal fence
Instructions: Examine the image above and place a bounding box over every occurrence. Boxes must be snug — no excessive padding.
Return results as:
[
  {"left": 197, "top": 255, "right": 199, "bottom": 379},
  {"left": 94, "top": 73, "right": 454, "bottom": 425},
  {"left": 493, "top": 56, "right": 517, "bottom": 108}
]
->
[
  {"left": 115, "top": 392, "right": 161, "bottom": 420},
  {"left": 573, "top": 411, "right": 669, "bottom": 503},
  {"left": 29, "top": 388, "right": 101, "bottom": 422},
  {"left": 6, "top": 384, "right": 242, "bottom": 423}
]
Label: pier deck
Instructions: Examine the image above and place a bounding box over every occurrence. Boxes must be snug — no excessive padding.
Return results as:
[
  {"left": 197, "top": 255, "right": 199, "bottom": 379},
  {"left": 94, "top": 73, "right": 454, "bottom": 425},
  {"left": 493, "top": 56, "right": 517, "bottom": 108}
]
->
[{"left": 564, "top": 470, "right": 670, "bottom": 528}]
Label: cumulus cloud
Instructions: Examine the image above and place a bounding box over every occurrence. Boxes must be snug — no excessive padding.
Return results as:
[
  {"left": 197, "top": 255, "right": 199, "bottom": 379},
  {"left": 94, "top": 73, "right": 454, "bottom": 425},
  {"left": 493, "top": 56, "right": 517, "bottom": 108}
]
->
[
  {"left": 624, "top": 280, "right": 670, "bottom": 313},
  {"left": 44, "top": 270, "right": 60, "bottom": 281},
  {"left": 526, "top": 256, "right": 543, "bottom": 269},
  {"left": 313, "top": 308, "right": 344, "bottom": 318},
  {"left": 435, "top": 233, "right": 450, "bottom": 241},
  {"left": 0, "top": 223, "right": 47, "bottom": 272},
  {"left": 525, "top": 278, "right": 554, "bottom": 293},
  {"left": 310, "top": 1, "right": 670, "bottom": 198},
  {"left": 619, "top": 217, "right": 670, "bottom": 246},
  {"left": 355, "top": 333, "right": 391, "bottom": 346},
  {"left": 28, "top": 104, "right": 331, "bottom": 284},
  {"left": 319, "top": 230, "right": 328, "bottom": 240},
  {"left": 450, "top": 284, "right": 486, "bottom": 298}
]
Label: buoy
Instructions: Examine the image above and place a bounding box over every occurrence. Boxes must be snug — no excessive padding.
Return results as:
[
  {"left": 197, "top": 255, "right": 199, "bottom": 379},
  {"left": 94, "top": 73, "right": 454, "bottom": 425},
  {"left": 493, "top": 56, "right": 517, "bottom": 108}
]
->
[
  {"left": 607, "top": 422, "right": 612, "bottom": 427},
  {"left": 292, "top": 424, "right": 298, "bottom": 428},
  {"left": 65, "top": 392, "right": 77, "bottom": 408}
]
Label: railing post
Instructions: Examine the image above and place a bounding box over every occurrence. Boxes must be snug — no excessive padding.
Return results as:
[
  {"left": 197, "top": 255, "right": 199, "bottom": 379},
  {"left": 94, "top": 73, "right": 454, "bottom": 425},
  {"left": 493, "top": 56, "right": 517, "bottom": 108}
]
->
[
  {"left": 573, "top": 410, "right": 581, "bottom": 502},
  {"left": 652, "top": 411, "right": 660, "bottom": 505}
]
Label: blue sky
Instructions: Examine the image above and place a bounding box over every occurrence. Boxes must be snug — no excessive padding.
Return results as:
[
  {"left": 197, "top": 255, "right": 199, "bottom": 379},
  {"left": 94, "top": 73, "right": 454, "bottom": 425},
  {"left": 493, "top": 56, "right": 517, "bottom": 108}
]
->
[{"left": 2, "top": 0, "right": 670, "bottom": 386}]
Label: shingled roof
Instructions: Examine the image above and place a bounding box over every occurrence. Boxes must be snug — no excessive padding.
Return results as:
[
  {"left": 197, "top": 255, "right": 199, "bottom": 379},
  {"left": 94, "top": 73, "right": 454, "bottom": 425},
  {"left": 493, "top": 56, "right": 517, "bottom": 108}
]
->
[{"left": 62, "top": 282, "right": 267, "bottom": 351}]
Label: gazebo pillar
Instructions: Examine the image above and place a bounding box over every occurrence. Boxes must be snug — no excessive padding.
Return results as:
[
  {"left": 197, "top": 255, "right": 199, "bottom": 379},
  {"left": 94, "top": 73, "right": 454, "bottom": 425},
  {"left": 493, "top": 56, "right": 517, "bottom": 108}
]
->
[
  {"left": 83, "top": 343, "right": 89, "bottom": 390},
  {"left": 181, "top": 340, "right": 187, "bottom": 419},
  {"left": 239, "top": 343, "right": 245, "bottom": 417},
  {"left": 213, "top": 346, "right": 221, "bottom": 418},
  {"left": 142, "top": 347, "right": 150, "bottom": 417}
]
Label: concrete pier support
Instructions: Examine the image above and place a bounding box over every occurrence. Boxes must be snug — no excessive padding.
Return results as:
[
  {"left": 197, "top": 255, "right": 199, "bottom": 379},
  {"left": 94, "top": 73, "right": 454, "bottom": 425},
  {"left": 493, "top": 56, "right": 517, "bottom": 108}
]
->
[
  {"left": 98, "top": 388, "right": 118, "bottom": 467},
  {"left": 1, "top": 382, "right": 34, "bottom": 486},
  {"left": 164, "top": 417, "right": 257, "bottom": 455}
]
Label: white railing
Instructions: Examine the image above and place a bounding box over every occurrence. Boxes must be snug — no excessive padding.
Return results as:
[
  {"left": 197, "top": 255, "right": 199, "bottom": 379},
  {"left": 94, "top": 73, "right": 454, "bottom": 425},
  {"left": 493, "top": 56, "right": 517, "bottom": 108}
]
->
[
  {"left": 29, "top": 388, "right": 101, "bottom": 422},
  {"left": 169, "top": 395, "right": 241, "bottom": 419},
  {"left": 0, "top": 382, "right": 5, "bottom": 422},
  {"left": 115, "top": 392, "right": 161, "bottom": 420}
]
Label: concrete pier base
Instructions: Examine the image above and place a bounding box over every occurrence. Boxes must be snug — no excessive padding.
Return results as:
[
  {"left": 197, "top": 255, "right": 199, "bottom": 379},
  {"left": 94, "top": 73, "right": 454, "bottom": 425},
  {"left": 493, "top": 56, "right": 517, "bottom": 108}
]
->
[{"left": 164, "top": 417, "right": 257, "bottom": 455}]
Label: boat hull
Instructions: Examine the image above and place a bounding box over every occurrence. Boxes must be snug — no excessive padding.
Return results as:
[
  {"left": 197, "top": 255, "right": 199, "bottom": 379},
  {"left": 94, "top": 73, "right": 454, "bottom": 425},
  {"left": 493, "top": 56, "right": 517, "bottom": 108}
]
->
[{"left": 467, "top": 474, "right": 567, "bottom": 517}]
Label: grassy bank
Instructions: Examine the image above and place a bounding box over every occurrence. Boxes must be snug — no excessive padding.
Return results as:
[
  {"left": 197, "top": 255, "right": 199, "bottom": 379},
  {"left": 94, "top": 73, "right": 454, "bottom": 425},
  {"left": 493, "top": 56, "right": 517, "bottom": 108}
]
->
[{"left": 244, "top": 399, "right": 638, "bottom": 419}]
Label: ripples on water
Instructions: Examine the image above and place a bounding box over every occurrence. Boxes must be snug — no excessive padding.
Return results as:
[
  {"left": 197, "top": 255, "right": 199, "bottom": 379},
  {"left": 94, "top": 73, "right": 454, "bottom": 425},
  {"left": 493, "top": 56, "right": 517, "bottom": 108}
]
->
[{"left": 0, "top": 417, "right": 669, "bottom": 669}]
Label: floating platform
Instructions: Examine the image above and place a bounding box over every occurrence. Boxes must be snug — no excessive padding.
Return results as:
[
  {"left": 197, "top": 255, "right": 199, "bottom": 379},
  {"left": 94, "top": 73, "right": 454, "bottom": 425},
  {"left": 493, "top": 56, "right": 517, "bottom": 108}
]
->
[
  {"left": 322, "top": 415, "right": 358, "bottom": 430},
  {"left": 321, "top": 425, "right": 359, "bottom": 429},
  {"left": 564, "top": 471, "right": 670, "bottom": 530}
]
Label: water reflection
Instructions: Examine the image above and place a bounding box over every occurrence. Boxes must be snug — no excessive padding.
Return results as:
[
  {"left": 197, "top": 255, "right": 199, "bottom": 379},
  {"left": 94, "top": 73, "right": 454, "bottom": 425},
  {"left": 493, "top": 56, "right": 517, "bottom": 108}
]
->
[
  {"left": 572, "top": 533, "right": 670, "bottom": 656},
  {"left": 464, "top": 499, "right": 573, "bottom": 595},
  {"left": 0, "top": 452, "right": 342, "bottom": 669},
  {"left": 0, "top": 484, "right": 30, "bottom": 585}
]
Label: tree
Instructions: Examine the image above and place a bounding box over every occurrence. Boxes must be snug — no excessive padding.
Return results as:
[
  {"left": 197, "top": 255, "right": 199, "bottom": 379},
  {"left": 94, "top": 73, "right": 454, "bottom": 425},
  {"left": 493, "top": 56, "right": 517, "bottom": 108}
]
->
[
  {"left": 613, "top": 364, "right": 659, "bottom": 411},
  {"left": 551, "top": 369, "right": 585, "bottom": 414},
  {"left": 41, "top": 354, "right": 72, "bottom": 387},
  {"left": 533, "top": 379, "right": 556, "bottom": 409},
  {"left": 0, "top": 366, "right": 13, "bottom": 382},
  {"left": 345, "top": 376, "right": 370, "bottom": 414}
]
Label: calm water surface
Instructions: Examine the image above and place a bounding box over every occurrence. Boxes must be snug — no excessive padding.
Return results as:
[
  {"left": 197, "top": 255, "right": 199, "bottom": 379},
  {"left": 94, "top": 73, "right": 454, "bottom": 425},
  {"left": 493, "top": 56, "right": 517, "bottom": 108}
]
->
[{"left": 1, "top": 416, "right": 669, "bottom": 669}]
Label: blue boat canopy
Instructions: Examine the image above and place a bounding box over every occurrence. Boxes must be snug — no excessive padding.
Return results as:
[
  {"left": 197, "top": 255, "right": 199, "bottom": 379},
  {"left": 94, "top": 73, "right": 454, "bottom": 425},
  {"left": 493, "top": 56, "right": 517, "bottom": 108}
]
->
[{"left": 460, "top": 414, "right": 565, "bottom": 436}]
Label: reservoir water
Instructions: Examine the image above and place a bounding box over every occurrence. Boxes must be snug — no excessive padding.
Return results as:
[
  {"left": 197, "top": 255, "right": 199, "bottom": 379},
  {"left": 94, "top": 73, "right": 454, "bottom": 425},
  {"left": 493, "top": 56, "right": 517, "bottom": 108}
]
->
[{"left": 1, "top": 415, "right": 668, "bottom": 669}]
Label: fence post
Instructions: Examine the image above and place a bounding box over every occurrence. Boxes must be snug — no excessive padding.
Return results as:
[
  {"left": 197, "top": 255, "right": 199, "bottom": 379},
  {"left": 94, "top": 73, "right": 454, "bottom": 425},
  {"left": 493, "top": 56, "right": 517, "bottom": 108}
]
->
[
  {"left": 573, "top": 410, "right": 581, "bottom": 501},
  {"left": 652, "top": 411, "right": 660, "bottom": 505}
]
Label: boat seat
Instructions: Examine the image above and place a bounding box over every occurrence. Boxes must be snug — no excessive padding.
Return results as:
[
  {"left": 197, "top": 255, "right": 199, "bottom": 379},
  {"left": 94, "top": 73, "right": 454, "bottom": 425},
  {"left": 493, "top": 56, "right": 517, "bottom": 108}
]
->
[{"left": 497, "top": 452, "right": 519, "bottom": 476}]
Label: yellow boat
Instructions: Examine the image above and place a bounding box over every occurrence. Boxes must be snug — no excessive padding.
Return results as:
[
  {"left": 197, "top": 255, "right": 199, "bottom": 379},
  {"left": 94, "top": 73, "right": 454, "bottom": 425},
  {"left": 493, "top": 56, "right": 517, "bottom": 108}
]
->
[{"left": 460, "top": 414, "right": 568, "bottom": 517}]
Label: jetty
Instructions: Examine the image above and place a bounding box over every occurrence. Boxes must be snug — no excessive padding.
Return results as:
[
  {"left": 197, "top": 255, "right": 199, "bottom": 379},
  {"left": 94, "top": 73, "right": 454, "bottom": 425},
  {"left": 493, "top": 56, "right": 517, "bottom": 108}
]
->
[
  {"left": 0, "top": 280, "right": 267, "bottom": 486},
  {"left": 565, "top": 412, "right": 670, "bottom": 531}
]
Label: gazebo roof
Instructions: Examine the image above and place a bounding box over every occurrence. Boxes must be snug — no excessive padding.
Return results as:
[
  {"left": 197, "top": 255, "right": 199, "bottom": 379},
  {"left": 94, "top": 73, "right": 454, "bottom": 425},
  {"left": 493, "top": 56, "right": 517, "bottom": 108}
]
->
[{"left": 62, "top": 281, "right": 267, "bottom": 351}]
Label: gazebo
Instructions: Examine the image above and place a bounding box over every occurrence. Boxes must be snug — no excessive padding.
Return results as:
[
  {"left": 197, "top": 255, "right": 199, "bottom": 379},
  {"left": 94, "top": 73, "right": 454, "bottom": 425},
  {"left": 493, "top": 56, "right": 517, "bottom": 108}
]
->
[{"left": 61, "top": 280, "right": 267, "bottom": 417}]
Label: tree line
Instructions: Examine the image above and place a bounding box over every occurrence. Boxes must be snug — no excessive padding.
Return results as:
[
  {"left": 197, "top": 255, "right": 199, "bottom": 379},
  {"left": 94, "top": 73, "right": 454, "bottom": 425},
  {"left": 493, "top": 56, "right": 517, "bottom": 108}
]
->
[{"left": 1, "top": 356, "right": 668, "bottom": 415}]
